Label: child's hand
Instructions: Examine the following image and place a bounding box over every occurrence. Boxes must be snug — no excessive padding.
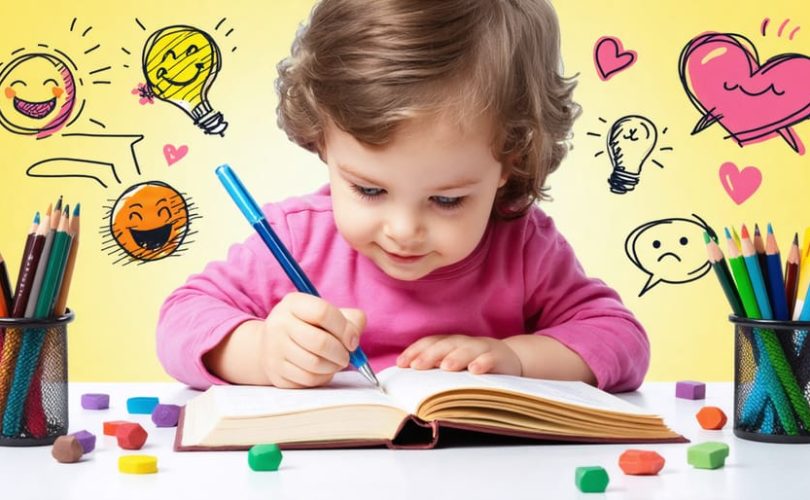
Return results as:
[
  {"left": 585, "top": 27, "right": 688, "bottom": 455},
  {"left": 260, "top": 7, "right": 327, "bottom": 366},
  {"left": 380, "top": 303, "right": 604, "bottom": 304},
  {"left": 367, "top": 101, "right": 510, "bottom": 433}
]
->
[
  {"left": 261, "top": 293, "right": 366, "bottom": 388},
  {"left": 396, "top": 335, "right": 522, "bottom": 376}
]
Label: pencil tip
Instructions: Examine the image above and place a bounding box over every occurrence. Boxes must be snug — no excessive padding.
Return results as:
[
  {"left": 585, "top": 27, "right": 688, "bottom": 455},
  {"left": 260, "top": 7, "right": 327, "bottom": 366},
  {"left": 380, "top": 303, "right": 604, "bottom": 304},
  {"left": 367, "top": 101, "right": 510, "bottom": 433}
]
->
[
  {"left": 741, "top": 224, "right": 750, "bottom": 239},
  {"left": 46, "top": 203, "right": 53, "bottom": 215},
  {"left": 754, "top": 224, "right": 761, "bottom": 236},
  {"left": 33, "top": 212, "right": 40, "bottom": 224},
  {"left": 724, "top": 227, "right": 732, "bottom": 240},
  {"left": 55, "top": 195, "right": 63, "bottom": 210},
  {"left": 73, "top": 203, "right": 81, "bottom": 216},
  {"left": 63, "top": 204, "right": 69, "bottom": 215},
  {"left": 767, "top": 222, "right": 774, "bottom": 235},
  {"left": 703, "top": 231, "right": 711, "bottom": 244},
  {"left": 795, "top": 233, "right": 800, "bottom": 245}
]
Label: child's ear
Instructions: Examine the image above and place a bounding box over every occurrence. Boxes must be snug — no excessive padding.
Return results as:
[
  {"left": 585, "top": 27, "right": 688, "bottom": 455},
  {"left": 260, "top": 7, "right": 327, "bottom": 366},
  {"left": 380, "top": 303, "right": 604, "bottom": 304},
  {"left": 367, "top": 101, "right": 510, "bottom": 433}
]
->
[{"left": 498, "top": 154, "right": 518, "bottom": 188}]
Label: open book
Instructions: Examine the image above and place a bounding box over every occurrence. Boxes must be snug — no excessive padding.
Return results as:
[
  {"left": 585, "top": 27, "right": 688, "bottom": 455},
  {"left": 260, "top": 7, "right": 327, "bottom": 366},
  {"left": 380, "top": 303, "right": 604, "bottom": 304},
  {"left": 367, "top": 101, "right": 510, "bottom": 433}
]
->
[{"left": 175, "top": 367, "right": 685, "bottom": 450}]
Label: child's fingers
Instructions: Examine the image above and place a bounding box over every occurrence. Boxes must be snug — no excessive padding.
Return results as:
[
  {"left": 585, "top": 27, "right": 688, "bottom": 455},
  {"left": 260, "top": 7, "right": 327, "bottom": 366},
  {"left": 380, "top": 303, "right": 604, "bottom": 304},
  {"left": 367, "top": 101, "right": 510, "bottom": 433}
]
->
[
  {"left": 289, "top": 322, "right": 351, "bottom": 367},
  {"left": 439, "top": 345, "right": 485, "bottom": 371},
  {"left": 468, "top": 351, "right": 498, "bottom": 374},
  {"left": 288, "top": 293, "right": 358, "bottom": 350},
  {"left": 284, "top": 338, "right": 345, "bottom": 375},
  {"left": 280, "top": 359, "right": 334, "bottom": 388},
  {"left": 397, "top": 336, "right": 445, "bottom": 367},
  {"left": 409, "top": 336, "right": 464, "bottom": 369}
]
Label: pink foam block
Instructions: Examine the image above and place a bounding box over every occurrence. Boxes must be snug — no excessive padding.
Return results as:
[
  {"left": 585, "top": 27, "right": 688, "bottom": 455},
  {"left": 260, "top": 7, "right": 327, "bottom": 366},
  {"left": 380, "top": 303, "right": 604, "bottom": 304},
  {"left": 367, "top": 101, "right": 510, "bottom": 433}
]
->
[{"left": 676, "top": 380, "right": 706, "bottom": 400}]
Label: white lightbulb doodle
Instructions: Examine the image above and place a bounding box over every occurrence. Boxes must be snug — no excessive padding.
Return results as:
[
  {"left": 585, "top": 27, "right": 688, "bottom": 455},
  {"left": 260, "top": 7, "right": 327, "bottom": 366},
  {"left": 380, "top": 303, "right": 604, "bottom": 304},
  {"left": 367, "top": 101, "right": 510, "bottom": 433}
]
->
[{"left": 607, "top": 115, "right": 658, "bottom": 194}]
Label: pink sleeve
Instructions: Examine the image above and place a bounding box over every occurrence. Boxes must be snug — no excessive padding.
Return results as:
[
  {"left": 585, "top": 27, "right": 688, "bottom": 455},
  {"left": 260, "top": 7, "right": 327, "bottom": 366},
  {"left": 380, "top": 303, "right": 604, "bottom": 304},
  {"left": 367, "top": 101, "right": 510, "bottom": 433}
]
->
[
  {"left": 155, "top": 205, "right": 296, "bottom": 389},
  {"left": 523, "top": 214, "right": 649, "bottom": 393}
]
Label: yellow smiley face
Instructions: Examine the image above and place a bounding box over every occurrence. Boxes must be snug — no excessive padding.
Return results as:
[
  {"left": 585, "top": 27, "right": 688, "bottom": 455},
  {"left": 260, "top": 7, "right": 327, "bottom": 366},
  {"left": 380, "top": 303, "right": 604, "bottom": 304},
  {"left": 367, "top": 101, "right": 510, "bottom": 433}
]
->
[
  {"left": 110, "top": 182, "right": 190, "bottom": 262},
  {"left": 143, "top": 26, "right": 220, "bottom": 107},
  {"left": 0, "top": 53, "right": 76, "bottom": 135}
]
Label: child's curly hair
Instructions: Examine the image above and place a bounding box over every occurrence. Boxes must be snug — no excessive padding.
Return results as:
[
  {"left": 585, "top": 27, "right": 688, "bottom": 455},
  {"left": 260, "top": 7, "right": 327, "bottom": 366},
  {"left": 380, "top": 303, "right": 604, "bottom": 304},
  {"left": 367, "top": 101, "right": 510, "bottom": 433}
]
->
[{"left": 276, "top": 0, "right": 580, "bottom": 219}]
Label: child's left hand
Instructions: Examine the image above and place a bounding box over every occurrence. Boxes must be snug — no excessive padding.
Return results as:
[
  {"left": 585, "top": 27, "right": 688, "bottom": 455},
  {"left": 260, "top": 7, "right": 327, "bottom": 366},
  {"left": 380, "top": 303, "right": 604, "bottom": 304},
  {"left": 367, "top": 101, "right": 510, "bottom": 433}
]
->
[{"left": 396, "top": 335, "right": 522, "bottom": 376}]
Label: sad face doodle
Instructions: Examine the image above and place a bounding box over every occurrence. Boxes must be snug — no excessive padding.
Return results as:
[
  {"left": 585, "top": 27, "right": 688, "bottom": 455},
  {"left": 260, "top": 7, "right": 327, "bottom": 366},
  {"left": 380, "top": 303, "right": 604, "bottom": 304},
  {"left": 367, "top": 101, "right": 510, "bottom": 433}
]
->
[
  {"left": 109, "top": 182, "right": 190, "bottom": 262},
  {"left": 625, "top": 215, "right": 715, "bottom": 297},
  {"left": 0, "top": 53, "right": 76, "bottom": 136}
]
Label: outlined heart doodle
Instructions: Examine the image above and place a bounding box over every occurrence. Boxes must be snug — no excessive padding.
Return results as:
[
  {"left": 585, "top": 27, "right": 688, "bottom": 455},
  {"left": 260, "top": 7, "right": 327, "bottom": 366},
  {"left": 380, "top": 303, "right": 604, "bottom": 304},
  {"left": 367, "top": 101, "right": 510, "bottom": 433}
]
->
[
  {"left": 719, "top": 161, "right": 761, "bottom": 205},
  {"left": 594, "top": 36, "right": 637, "bottom": 81},
  {"left": 680, "top": 32, "right": 810, "bottom": 154},
  {"left": 163, "top": 144, "right": 188, "bottom": 166}
]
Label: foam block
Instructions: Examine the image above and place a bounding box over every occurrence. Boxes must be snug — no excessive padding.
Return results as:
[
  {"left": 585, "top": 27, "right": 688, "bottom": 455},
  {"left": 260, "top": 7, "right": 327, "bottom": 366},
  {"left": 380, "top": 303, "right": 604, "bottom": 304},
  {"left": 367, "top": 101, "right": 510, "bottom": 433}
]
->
[
  {"left": 618, "top": 449, "right": 665, "bottom": 475},
  {"left": 71, "top": 430, "right": 96, "bottom": 453},
  {"left": 126, "top": 397, "right": 159, "bottom": 414},
  {"left": 103, "top": 420, "right": 131, "bottom": 436},
  {"left": 80, "top": 393, "right": 110, "bottom": 410},
  {"left": 676, "top": 380, "right": 706, "bottom": 400},
  {"left": 575, "top": 466, "right": 609, "bottom": 493},
  {"left": 696, "top": 406, "right": 727, "bottom": 430},
  {"left": 119, "top": 455, "right": 158, "bottom": 474},
  {"left": 687, "top": 442, "right": 729, "bottom": 469},
  {"left": 151, "top": 404, "right": 181, "bottom": 427},
  {"left": 117, "top": 423, "right": 148, "bottom": 450},
  {"left": 52, "top": 435, "right": 84, "bottom": 463},
  {"left": 249, "top": 444, "right": 283, "bottom": 471}
]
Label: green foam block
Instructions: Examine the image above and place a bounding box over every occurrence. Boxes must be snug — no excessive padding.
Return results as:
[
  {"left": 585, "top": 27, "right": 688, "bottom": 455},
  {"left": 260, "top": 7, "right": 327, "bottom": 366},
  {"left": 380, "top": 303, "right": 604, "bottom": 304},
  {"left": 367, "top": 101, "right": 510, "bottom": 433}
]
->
[{"left": 687, "top": 441, "right": 729, "bottom": 469}]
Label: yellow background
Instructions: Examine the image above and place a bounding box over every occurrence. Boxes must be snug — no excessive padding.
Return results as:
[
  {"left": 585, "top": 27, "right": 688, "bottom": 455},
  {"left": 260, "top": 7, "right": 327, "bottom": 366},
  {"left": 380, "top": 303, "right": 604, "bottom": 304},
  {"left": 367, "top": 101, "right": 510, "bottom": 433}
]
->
[{"left": 0, "top": 1, "right": 807, "bottom": 382}]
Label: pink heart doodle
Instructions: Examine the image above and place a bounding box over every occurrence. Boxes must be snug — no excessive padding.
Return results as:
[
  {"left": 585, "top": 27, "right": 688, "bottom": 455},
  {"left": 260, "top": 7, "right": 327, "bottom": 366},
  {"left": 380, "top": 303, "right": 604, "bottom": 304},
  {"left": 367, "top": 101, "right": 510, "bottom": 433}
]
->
[
  {"left": 163, "top": 144, "right": 188, "bottom": 166},
  {"left": 680, "top": 32, "right": 810, "bottom": 154},
  {"left": 719, "top": 162, "right": 761, "bottom": 205},
  {"left": 594, "top": 36, "right": 637, "bottom": 81}
]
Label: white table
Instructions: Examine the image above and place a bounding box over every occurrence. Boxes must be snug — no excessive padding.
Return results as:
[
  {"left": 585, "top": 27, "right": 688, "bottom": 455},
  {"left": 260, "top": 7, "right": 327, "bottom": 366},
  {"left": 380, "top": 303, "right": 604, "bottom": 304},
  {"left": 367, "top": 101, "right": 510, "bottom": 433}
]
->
[{"left": 1, "top": 382, "right": 808, "bottom": 500}]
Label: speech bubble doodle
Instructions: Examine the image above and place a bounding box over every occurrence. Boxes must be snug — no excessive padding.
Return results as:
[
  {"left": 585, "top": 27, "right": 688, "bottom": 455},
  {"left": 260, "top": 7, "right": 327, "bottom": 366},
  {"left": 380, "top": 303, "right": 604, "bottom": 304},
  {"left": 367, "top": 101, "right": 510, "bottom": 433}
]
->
[
  {"left": 719, "top": 161, "right": 761, "bottom": 205},
  {"left": 625, "top": 215, "right": 715, "bottom": 297}
]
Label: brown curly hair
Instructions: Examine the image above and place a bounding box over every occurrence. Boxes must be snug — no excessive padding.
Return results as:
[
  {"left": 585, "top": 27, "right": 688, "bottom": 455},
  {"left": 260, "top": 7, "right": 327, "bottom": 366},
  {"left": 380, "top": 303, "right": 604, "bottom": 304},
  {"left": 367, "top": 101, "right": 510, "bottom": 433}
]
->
[{"left": 276, "top": 0, "right": 580, "bottom": 218}]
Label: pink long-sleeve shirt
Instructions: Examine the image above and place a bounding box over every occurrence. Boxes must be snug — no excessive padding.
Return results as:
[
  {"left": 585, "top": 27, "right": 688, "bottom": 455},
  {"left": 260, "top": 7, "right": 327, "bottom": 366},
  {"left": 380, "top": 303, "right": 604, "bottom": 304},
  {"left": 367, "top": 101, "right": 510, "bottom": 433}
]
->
[{"left": 157, "top": 185, "right": 649, "bottom": 392}]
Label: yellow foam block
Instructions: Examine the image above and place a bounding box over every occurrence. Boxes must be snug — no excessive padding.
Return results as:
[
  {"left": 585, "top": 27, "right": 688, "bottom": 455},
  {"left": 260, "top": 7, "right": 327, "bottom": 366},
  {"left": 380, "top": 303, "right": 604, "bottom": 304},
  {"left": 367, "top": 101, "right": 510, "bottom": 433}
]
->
[{"left": 118, "top": 455, "right": 158, "bottom": 474}]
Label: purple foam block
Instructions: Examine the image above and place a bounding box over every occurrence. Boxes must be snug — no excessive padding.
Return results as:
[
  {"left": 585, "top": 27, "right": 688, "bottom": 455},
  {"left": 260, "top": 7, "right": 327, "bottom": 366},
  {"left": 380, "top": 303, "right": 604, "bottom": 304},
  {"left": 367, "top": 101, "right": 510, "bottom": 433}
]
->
[
  {"left": 676, "top": 380, "right": 706, "bottom": 400},
  {"left": 81, "top": 393, "right": 110, "bottom": 410},
  {"left": 71, "top": 430, "right": 96, "bottom": 453},
  {"left": 151, "top": 404, "right": 181, "bottom": 427}
]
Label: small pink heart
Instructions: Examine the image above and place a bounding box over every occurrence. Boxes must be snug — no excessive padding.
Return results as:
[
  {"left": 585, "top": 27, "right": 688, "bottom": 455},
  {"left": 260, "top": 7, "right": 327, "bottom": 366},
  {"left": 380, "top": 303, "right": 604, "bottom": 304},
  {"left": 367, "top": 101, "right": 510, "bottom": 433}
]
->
[
  {"left": 594, "top": 36, "right": 637, "bottom": 81},
  {"left": 163, "top": 144, "right": 188, "bottom": 166},
  {"left": 719, "top": 162, "right": 761, "bottom": 205}
]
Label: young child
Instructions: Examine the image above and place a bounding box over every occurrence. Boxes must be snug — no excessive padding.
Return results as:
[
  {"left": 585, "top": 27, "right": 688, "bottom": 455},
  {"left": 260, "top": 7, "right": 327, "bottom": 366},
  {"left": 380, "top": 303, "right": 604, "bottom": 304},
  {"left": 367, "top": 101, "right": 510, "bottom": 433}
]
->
[{"left": 156, "top": 0, "right": 649, "bottom": 392}]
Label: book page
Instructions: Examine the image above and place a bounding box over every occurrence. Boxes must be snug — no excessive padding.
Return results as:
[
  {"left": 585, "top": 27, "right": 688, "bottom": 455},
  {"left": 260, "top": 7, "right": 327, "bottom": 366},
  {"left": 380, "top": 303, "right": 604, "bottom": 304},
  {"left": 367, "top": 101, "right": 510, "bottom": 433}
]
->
[
  {"left": 211, "top": 371, "right": 395, "bottom": 417},
  {"left": 379, "top": 368, "right": 652, "bottom": 416}
]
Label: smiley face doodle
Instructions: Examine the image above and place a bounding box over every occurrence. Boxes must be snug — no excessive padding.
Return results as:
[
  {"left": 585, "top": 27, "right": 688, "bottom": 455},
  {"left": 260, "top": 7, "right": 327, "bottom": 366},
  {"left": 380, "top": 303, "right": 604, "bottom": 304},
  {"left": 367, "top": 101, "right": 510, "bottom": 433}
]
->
[
  {"left": 625, "top": 214, "right": 715, "bottom": 297},
  {"left": 0, "top": 53, "right": 76, "bottom": 136},
  {"left": 107, "top": 181, "right": 194, "bottom": 263}
]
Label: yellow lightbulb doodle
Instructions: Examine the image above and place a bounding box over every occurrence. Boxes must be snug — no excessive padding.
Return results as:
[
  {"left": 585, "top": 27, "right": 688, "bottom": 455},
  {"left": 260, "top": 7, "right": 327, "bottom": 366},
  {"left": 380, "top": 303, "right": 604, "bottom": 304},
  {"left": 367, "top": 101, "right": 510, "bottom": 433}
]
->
[
  {"left": 142, "top": 25, "right": 227, "bottom": 136},
  {"left": 607, "top": 115, "right": 658, "bottom": 194}
]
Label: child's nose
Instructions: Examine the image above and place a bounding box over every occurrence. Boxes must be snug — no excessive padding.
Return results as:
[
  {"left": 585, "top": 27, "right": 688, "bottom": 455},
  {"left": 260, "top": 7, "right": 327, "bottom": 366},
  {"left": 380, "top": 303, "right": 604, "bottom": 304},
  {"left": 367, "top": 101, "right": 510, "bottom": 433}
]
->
[{"left": 383, "top": 209, "right": 424, "bottom": 246}]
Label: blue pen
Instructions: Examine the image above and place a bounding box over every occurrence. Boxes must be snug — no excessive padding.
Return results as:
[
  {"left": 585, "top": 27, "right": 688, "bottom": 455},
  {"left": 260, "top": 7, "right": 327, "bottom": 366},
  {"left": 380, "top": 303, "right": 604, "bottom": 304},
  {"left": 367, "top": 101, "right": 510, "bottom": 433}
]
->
[{"left": 215, "top": 164, "right": 381, "bottom": 389}]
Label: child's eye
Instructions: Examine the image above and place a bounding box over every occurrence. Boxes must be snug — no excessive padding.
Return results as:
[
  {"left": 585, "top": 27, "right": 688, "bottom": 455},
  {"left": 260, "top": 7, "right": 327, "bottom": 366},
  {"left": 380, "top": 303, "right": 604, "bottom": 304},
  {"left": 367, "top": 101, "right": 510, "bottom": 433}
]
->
[
  {"left": 431, "top": 195, "right": 465, "bottom": 210},
  {"left": 350, "top": 184, "right": 385, "bottom": 199}
]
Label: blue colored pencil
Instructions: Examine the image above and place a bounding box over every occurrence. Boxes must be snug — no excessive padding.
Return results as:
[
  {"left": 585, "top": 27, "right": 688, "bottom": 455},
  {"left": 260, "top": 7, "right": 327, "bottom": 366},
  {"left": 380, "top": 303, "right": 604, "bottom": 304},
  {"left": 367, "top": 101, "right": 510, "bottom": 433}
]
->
[
  {"left": 741, "top": 225, "right": 773, "bottom": 320},
  {"left": 765, "top": 224, "right": 790, "bottom": 321}
]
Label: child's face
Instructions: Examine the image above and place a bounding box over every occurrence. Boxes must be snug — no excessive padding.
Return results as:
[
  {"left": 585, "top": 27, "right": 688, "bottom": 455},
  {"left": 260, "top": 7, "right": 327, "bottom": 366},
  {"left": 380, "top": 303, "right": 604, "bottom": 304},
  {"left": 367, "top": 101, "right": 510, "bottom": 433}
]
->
[{"left": 324, "top": 114, "right": 507, "bottom": 281}]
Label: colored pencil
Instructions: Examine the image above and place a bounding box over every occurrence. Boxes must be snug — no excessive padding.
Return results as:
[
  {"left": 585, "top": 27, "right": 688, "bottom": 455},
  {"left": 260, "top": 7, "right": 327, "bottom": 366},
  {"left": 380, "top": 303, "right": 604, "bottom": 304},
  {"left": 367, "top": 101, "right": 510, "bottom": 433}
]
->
[
  {"left": 785, "top": 233, "right": 800, "bottom": 319},
  {"left": 0, "top": 251, "right": 12, "bottom": 318},
  {"left": 740, "top": 225, "right": 773, "bottom": 320},
  {"left": 792, "top": 227, "right": 810, "bottom": 320},
  {"left": 23, "top": 204, "right": 57, "bottom": 319},
  {"left": 765, "top": 224, "right": 790, "bottom": 321},
  {"left": 725, "top": 229, "right": 799, "bottom": 434},
  {"left": 2, "top": 211, "right": 73, "bottom": 436},
  {"left": 705, "top": 232, "right": 744, "bottom": 316},
  {"left": 0, "top": 217, "right": 48, "bottom": 419},
  {"left": 753, "top": 224, "right": 771, "bottom": 299},
  {"left": 731, "top": 226, "right": 742, "bottom": 251},
  {"left": 53, "top": 204, "right": 80, "bottom": 316}
]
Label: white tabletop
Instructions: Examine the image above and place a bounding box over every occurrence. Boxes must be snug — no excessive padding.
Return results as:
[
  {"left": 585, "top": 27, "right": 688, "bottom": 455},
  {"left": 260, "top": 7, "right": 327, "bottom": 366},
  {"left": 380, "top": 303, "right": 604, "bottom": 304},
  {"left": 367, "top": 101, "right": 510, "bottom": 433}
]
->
[{"left": 1, "top": 381, "right": 808, "bottom": 500}]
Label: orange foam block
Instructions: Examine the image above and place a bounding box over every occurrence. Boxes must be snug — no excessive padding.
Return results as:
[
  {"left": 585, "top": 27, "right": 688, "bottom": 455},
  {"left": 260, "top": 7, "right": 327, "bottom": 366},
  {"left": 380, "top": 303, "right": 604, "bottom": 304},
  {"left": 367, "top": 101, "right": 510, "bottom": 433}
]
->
[
  {"left": 696, "top": 406, "right": 727, "bottom": 430},
  {"left": 618, "top": 449, "right": 665, "bottom": 476},
  {"left": 103, "top": 420, "right": 132, "bottom": 436}
]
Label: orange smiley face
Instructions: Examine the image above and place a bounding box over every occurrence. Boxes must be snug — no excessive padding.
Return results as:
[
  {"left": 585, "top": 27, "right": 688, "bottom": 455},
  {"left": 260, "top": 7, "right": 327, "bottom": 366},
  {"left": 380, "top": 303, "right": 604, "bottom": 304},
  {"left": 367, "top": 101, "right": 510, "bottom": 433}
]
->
[{"left": 110, "top": 181, "right": 190, "bottom": 262}]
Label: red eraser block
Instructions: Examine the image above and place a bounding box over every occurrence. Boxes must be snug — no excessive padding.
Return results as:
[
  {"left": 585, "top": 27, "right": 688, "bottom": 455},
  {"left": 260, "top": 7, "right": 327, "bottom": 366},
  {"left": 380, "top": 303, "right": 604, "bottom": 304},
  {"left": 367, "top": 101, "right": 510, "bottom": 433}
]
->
[
  {"left": 618, "top": 449, "right": 665, "bottom": 476},
  {"left": 103, "top": 420, "right": 132, "bottom": 436},
  {"left": 696, "top": 406, "right": 728, "bottom": 430},
  {"left": 117, "top": 423, "right": 148, "bottom": 450}
]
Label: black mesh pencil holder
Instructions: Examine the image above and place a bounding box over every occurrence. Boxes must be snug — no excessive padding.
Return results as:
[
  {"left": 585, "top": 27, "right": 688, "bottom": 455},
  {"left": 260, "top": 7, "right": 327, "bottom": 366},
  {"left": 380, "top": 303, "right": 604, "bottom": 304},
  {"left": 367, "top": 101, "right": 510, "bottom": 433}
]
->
[
  {"left": 730, "top": 315, "right": 810, "bottom": 443},
  {"left": 0, "top": 311, "right": 74, "bottom": 446}
]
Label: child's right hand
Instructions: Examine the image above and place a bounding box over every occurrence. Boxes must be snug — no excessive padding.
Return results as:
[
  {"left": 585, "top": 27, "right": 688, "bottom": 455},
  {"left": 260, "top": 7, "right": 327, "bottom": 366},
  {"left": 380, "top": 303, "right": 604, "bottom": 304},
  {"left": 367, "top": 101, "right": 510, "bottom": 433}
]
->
[{"left": 260, "top": 293, "right": 366, "bottom": 389}]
